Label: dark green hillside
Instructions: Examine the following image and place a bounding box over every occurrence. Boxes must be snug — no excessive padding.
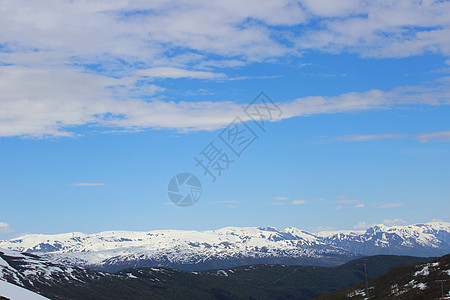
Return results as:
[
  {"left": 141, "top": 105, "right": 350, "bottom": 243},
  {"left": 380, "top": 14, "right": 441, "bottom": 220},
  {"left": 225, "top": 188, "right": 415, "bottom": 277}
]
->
[
  {"left": 316, "top": 254, "right": 450, "bottom": 300},
  {"left": 33, "top": 255, "right": 434, "bottom": 300}
]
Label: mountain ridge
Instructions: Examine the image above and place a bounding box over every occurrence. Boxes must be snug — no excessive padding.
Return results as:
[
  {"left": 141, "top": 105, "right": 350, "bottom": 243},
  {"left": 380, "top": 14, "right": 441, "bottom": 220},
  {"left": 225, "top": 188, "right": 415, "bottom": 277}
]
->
[
  {"left": 0, "top": 221, "right": 448, "bottom": 272},
  {"left": 0, "top": 248, "right": 438, "bottom": 300}
]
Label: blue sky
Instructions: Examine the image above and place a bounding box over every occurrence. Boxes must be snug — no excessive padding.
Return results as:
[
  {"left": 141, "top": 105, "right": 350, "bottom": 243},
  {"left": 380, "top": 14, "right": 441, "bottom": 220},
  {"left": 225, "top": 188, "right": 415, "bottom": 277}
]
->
[{"left": 0, "top": 0, "right": 449, "bottom": 238}]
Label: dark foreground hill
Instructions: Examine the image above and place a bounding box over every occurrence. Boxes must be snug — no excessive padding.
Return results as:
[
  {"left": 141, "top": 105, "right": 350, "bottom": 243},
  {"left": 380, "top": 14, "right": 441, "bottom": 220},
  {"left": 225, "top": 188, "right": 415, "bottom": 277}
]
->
[
  {"left": 0, "top": 249, "right": 437, "bottom": 300},
  {"left": 316, "top": 254, "right": 450, "bottom": 300}
]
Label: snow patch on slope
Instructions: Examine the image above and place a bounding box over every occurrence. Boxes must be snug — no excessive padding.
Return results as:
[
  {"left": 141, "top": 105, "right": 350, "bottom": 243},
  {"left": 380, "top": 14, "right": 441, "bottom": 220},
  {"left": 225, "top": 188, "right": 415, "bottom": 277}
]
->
[{"left": 0, "top": 280, "right": 49, "bottom": 300}]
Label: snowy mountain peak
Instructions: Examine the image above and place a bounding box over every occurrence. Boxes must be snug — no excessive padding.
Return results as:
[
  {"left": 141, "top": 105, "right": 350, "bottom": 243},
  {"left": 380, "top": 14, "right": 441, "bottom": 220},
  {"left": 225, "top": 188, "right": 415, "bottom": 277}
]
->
[{"left": 1, "top": 222, "right": 448, "bottom": 272}]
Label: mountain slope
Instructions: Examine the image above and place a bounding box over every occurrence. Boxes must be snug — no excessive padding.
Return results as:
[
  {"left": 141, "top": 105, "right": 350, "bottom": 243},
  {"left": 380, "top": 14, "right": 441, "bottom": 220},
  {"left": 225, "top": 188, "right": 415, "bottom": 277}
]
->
[
  {"left": 319, "top": 222, "right": 450, "bottom": 257},
  {"left": 0, "top": 280, "right": 50, "bottom": 300},
  {"left": 0, "top": 222, "right": 448, "bottom": 272},
  {"left": 0, "top": 249, "right": 436, "bottom": 300},
  {"left": 316, "top": 254, "right": 450, "bottom": 300},
  {"left": 0, "top": 249, "right": 123, "bottom": 299}
]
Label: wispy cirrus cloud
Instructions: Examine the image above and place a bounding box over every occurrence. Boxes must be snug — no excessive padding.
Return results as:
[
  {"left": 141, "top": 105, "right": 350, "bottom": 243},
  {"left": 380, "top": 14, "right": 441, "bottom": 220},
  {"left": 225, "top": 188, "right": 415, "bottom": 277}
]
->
[
  {"left": 273, "top": 196, "right": 290, "bottom": 201},
  {"left": 269, "top": 202, "right": 290, "bottom": 206},
  {"left": 136, "top": 67, "right": 226, "bottom": 80},
  {"left": 269, "top": 197, "right": 307, "bottom": 206},
  {"left": 333, "top": 195, "right": 359, "bottom": 204},
  {"left": 338, "top": 133, "right": 405, "bottom": 142},
  {"left": 1, "top": 75, "right": 450, "bottom": 138},
  {"left": 415, "top": 131, "right": 450, "bottom": 143},
  {"left": 292, "top": 200, "right": 307, "bottom": 205},
  {"left": 333, "top": 130, "right": 450, "bottom": 143},
  {"left": 375, "top": 203, "right": 404, "bottom": 209},
  {"left": 208, "top": 201, "right": 240, "bottom": 204},
  {"left": 382, "top": 218, "right": 407, "bottom": 226},
  {"left": 72, "top": 183, "right": 106, "bottom": 186},
  {"left": 335, "top": 199, "right": 359, "bottom": 204}
]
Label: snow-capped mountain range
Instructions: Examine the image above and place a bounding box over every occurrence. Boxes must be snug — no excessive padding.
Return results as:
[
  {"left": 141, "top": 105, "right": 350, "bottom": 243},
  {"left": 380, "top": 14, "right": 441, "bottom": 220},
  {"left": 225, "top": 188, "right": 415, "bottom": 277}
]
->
[{"left": 0, "top": 222, "right": 449, "bottom": 272}]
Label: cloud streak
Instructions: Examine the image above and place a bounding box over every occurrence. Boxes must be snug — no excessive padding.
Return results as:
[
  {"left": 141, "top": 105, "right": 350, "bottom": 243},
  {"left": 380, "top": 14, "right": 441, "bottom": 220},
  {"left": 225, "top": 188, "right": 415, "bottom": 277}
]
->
[
  {"left": 269, "top": 197, "right": 307, "bottom": 206},
  {"left": 136, "top": 67, "right": 226, "bottom": 80},
  {"left": 1, "top": 73, "right": 449, "bottom": 138},
  {"left": 335, "top": 130, "right": 450, "bottom": 143},
  {"left": 383, "top": 218, "right": 407, "bottom": 226},
  {"left": 72, "top": 183, "right": 106, "bottom": 186},
  {"left": 375, "top": 203, "right": 404, "bottom": 209},
  {"left": 333, "top": 195, "right": 360, "bottom": 205},
  {"left": 273, "top": 196, "right": 290, "bottom": 201},
  {"left": 353, "top": 221, "right": 376, "bottom": 230}
]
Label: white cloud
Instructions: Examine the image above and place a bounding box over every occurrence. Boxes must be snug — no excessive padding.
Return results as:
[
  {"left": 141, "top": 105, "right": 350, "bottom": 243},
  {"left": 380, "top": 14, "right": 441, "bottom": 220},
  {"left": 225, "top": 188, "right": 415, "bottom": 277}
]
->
[
  {"left": 1, "top": 72, "right": 449, "bottom": 138},
  {"left": 297, "top": 1, "right": 450, "bottom": 58},
  {"left": 376, "top": 203, "right": 404, "bottom": 209},
  {"left": 300, "top": 0, "right": 362, "bottom": 17},
  {"left": 273, "top": 196, "right": 290, "bottom": 201},
  {"left": 0, "top": 65, "right": 245, "bottom": 137},
  {"left": 223, "top": 204, "right": 238, "bottom": 209},
  {"left": 353, "top": 221, "right": 376, "bottom": 230},
  {"left": 311, "top": 226, "right": 336, "bottom": 232},
  {"left": 292, "top": 199, "right": 307, "bottom": 205},
  {"left": 1, "top": 1, "right": 450, "bottom": 138},
  {"left": 339, "top": 133, "right": 405, "bottom": 142},
  {"left": 0, "top": 222, "right": 13, "bottom": 233},
  {"left": 355, "top": 204, "right": 364, "bottom": 208},
  {"left": 382, "top": 218, "right": 406, "bottom": 226},
  {"left": 0, "top": 0, "right": 302, "bottom": 69},
  {"left": 335, "top": 199, "right": 359, "bottom": 204},
  {"left": 136, "top": 67, "right": 226, "bottom": 79},
  {"left": 416, "top": 131, "right": 450, "bottom": 143},
  {"left": 333, "top": 130, "right": 450, "bottom": 143},
  {"left": 72, "top": 183, "right": 105, "bottom": 186},
  {"left": 269, "top": 199, "right": 307, "bottom": 205},
  {"left": 431, "top": 218, "right": 444, "bottom": 222},
  {"left": 334, "top": 195, "right": 359, "bottom": 204},
  {"left": 0, "top": 0, "right": 448, "bottom": 68}
]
